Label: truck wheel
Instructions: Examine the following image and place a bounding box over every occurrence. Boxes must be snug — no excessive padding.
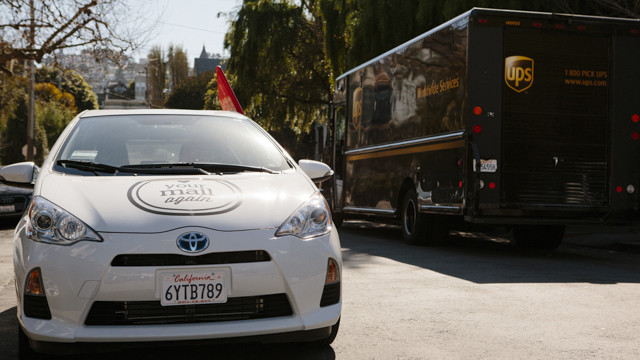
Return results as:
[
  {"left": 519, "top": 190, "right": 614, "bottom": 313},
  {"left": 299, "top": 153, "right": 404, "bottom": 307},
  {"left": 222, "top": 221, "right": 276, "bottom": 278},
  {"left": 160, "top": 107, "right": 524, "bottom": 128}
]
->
[
  {"left": 401, "top": 189, "right": 450, "bottom": 245},
  {"left": 513, "top": 225, "right": 564, "bottom": 251},
  {"left": 401, "top": 189, "right": 428, "bottom": 245}
]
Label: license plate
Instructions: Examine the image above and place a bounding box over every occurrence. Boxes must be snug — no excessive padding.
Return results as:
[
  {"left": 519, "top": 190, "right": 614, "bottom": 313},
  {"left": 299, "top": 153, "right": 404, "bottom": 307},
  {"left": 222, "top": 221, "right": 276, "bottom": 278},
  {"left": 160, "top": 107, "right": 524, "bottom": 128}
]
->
[
  {"left": 0, "top": 204, "right": 15, "bottom": 213},
  {"left": 160, "top": 270, "right": 227, "bottom": 306},
  {"left": 473, "top": 159, "right": 498, "bottom": 173}
]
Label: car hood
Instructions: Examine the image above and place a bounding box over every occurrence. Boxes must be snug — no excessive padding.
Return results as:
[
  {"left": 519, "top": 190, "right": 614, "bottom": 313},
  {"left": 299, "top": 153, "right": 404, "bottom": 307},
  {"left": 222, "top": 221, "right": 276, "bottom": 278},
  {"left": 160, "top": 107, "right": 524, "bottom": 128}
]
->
[{"left": 38, "top": 171, "right": 316, "bottom": 233}]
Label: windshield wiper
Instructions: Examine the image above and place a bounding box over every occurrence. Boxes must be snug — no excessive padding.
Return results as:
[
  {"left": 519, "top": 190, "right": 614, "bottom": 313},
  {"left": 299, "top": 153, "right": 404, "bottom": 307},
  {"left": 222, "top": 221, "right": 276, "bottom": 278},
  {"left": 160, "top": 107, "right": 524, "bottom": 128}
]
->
[
  {"left": 57, "top": 160, "right": 125, "bottom": 175},
  {"left": 121, "top": 163, "right": 278, "bottom": 175},
  {"left": 196, "top": 163, "right": 279, "bottom": 174},
  {"left": 119, "top": 163, "right": 211, "bottom": 175},
  {"left": 58, "top": 160, "right": 277, "bottom": 176},
  {"left": 57, "top": 160, "right": 210, "bottom": 175}
]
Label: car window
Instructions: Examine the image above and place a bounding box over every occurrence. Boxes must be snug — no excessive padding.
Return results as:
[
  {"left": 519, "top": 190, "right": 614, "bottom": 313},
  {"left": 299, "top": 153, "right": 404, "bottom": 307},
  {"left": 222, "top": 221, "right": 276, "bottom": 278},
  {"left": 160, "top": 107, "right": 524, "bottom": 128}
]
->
[{"left": 55, "top": 114, "right": 292, "bottom": 174}]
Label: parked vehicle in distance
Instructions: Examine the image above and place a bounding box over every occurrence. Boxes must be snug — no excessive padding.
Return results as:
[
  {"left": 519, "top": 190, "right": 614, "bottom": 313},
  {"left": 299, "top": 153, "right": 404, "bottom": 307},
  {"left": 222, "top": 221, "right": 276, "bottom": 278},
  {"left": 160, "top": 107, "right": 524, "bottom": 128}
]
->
[
  {"left": 0, "top": 109, "right": 341, "bottom": 358},
  {"left": 0, "top": 181, "right": 32, "bottom": 220},
  {"left": 326, "top": 8, "right": 640, "bottom": 250}
]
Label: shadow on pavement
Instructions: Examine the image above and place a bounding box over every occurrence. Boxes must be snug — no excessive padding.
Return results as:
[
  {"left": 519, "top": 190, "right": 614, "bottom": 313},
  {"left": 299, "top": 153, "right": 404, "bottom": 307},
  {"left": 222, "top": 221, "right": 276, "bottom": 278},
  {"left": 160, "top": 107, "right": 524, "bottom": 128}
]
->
[
  {"left": 339, "top": 220, "right": 640, "bottom": 285},
  {"left": 0, "top": 307, "right": 18, "bottom": 359}
]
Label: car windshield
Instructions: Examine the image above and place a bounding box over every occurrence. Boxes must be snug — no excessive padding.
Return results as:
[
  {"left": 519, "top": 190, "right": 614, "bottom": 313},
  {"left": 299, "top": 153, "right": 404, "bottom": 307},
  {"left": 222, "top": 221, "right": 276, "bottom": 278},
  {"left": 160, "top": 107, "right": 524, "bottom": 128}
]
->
[{"left": 54, "top": 114, "right": 292, "bottom": 175}]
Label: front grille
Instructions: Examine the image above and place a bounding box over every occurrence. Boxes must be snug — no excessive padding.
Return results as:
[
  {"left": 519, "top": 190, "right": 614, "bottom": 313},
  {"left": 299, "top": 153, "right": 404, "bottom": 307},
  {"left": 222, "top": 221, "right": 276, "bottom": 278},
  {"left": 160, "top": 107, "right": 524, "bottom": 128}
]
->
[
  {"left": 111, "top": 250, "right": 271, "bottom": 267},
  {"left": 0, "top": 195, "right": 28, "bottom": 211},
  {"left": 85, "top": 294, "right": 292, "bottom": 325},
  {"left": 320, "top": 282, "right": 340, "bottom": 307}
]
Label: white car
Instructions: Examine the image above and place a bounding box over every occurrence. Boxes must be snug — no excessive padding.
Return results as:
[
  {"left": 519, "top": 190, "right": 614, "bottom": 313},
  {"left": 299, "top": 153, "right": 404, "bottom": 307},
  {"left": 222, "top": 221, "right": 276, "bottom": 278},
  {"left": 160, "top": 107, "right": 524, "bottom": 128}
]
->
[{"left": 0, "top": 110, "right": 341, "bottom": 358}]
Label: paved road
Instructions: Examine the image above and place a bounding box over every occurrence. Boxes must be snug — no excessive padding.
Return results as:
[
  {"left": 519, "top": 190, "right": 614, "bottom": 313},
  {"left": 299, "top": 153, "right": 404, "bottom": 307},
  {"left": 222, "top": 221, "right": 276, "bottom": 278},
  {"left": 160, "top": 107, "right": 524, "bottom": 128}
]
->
[{"left": 1, "top": 218, "right": 639, "bottom": 359}]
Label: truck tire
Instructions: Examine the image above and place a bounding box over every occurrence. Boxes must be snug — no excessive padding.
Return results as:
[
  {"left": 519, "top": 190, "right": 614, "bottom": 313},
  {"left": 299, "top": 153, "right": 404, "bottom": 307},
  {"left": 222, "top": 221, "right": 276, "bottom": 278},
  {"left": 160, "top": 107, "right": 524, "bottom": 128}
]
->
[
  {"left": 401, "top": 189, "right": 450, "bottom": 245},
  {"left": 402, "top": 189, "right": 427, "bottom": 244},
  {"left": 513, "top": 225, "right": 564, "bottom": 251}
]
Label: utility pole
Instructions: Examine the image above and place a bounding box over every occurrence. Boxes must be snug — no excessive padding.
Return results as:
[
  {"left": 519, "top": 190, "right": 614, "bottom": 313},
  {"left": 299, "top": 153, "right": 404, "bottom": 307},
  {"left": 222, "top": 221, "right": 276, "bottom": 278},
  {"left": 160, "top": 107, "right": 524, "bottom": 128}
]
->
[{"left": 26, "top": 0, "right": 35, "bottom": 161}]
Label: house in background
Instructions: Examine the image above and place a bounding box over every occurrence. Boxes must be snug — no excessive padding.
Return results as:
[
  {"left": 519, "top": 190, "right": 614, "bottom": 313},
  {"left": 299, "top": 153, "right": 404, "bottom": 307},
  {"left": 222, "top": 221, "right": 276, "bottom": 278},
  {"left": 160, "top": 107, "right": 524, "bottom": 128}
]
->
[{"left": 194, "top": 46, "right": 225, "bottom": 75}]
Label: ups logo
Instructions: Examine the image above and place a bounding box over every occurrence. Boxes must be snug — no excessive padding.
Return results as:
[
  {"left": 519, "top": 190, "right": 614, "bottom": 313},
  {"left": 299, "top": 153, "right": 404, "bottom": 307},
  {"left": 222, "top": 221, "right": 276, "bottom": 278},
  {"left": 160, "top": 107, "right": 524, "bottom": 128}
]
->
[{"left": 505, "top": 56, "right": 534, "bottom": 93}]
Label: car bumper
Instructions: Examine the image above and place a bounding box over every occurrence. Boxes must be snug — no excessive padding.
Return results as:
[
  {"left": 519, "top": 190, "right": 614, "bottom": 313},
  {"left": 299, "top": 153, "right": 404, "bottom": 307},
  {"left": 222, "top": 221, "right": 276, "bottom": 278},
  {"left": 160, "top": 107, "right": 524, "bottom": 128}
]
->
[{"left": 14, "top": 223, "right": 341, "bottom": 346}]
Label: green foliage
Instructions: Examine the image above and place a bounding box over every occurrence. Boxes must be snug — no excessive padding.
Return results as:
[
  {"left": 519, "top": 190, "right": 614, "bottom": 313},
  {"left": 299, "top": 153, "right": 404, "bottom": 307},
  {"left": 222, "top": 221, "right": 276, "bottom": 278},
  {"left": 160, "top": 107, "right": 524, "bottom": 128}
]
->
[
  {"left": 318, "top": 0, "right": 636, "bottom": 80},
  {"left": 127, "top": 80, "right": 136, "bottom": 100},
  {"left": 36, "top": 100, "right": 75, "bottom": 149},
  {"left": 0, "top": 93, "right": 48, "bottom": 165},
  {"left": 165, "top": 71, "right": 216, "bottom": 110},
  {"left": 203, "top": 76, "right": 220, "bottom": 111},
  {"left": 148, "top": 46, "right": 167, "bottom": 107},
  {"left": 35, "top": 83, "right": 77, "bottom": 112},
  {"left": 35, "top": 66, "right": 98, "bottom": 111},
  {"left": 1, "top": 66, "right": 90, "bottom": 164},
  {"left": 224, "top": 0, "right": 331, "bottom": 137},
  {"left": 168, "top": 44, "right": 190, "bottom": 90}
]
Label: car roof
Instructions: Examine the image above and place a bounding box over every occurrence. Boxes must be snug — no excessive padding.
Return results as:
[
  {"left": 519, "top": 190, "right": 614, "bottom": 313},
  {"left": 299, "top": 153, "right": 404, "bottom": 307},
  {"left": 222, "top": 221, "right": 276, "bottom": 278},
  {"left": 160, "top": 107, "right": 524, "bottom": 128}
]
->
[{"left": 79, "top": 109, "right": 247, "bottom": 120}]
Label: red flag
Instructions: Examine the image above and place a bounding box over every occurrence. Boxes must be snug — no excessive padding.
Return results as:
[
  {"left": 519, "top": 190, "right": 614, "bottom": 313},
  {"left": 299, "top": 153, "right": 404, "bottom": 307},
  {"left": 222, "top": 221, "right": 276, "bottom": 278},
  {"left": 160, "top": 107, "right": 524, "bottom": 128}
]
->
[{"left": 216, "top": 66, "right": 244, "bottom": 115}]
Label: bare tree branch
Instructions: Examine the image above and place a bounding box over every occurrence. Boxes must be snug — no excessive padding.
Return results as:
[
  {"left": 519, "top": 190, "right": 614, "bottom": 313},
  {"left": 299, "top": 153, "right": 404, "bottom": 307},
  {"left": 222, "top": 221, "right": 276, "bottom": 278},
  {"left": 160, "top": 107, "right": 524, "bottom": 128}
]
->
[{"left": 0, "top": 0, "right": 153, "bottom": 73}]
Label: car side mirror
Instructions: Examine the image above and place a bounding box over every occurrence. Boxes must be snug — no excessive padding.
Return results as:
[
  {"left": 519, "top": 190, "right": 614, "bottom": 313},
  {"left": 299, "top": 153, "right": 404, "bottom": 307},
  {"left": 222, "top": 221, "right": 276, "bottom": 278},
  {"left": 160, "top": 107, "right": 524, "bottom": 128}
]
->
[
  {"left": 0, "top": 162, "right": 38, "bottom": 189},
  {"left": 298, "top": 159, "right": 333, "bottom": 184}
]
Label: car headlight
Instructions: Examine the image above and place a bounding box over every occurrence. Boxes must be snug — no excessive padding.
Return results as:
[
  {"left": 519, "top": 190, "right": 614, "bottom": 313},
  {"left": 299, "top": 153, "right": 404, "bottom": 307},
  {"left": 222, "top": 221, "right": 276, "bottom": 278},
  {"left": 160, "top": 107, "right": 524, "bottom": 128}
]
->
[
  {"left": 26, "top": 196, "right": 102, "bottom": 245},
  {"left": 276, "top": 193, "right": 332, "bottom": 239}
]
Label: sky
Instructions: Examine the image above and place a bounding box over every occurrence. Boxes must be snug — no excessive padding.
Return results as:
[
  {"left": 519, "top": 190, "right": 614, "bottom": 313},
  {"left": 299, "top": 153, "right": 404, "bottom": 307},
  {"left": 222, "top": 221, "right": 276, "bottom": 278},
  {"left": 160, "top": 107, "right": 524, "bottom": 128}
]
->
[{"left": 130, "top": 0, "right": 242, "bottom": 62}]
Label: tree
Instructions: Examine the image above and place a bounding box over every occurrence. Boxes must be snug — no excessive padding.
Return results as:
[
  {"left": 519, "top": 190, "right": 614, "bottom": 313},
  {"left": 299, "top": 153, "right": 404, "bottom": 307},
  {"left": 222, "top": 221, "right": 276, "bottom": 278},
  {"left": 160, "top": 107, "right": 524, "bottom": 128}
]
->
[
  {"left": 165, "top": 71, "right": 215, "bottom": 110},
  {"left": 318, "top": 0, "right": 638, "bottom": 81},
  {"left": 168, "top": 44, "right": 189, "bottom": 90},
  {"left": 127, "top": 80, "right": 135, "bottom": 100},
  {"left": 0, "top": 92, "right": 48, "bottom": 165},
  {"left": 223, "top": 0, "right": 331, "bottom": 137},
  {"left": 36, "top": 99, "right": 75, "bottom": 149},
  {"left": 36, "top": 66, "right": 97, "bottom": 111},
  {"left": 33, "top": 82, "right": 76, "bottom": 146},
  {"left": 147, "top": 45, "right": 166, "bottom": 107},
  {"left": 0, "top": 0, "right": 149, "bottom": 75}
]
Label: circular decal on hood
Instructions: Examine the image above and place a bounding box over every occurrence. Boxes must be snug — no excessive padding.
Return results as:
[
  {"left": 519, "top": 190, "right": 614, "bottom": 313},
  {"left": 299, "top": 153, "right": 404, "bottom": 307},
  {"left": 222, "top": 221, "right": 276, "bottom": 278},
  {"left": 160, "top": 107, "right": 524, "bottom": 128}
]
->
[{"left": 128, "top": 179, "right": 242, "bottom": 215}]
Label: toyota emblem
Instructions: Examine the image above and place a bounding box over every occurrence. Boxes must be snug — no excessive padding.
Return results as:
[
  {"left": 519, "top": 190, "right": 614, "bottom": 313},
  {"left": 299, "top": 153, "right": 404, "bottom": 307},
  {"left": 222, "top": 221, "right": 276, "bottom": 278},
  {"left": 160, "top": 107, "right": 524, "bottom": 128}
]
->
[{"left": 176, "top": 232, "right": 209, "bottom": 253}]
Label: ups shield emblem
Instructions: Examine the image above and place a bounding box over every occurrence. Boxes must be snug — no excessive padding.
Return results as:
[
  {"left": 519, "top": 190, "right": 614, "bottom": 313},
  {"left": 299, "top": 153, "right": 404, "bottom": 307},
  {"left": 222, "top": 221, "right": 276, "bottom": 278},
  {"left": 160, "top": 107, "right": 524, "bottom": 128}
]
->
[{"left": 505, "top": 56, "right": 534, "bottom": 93}]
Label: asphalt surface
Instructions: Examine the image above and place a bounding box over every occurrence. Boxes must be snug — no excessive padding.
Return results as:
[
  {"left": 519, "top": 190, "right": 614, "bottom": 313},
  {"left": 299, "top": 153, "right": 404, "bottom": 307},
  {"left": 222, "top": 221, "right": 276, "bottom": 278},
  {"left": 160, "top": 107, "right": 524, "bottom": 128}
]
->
[{"left": 1, "top": 217, "right": 640, "bottom": 359}]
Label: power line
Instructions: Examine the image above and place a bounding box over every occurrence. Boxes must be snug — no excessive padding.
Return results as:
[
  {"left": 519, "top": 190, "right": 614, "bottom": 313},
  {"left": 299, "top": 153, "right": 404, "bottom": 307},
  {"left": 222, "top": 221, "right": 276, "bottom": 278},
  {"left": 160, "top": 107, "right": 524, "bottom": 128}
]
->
[{"left": 157, "top": 20, "right": 227, "bottom": 34}]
